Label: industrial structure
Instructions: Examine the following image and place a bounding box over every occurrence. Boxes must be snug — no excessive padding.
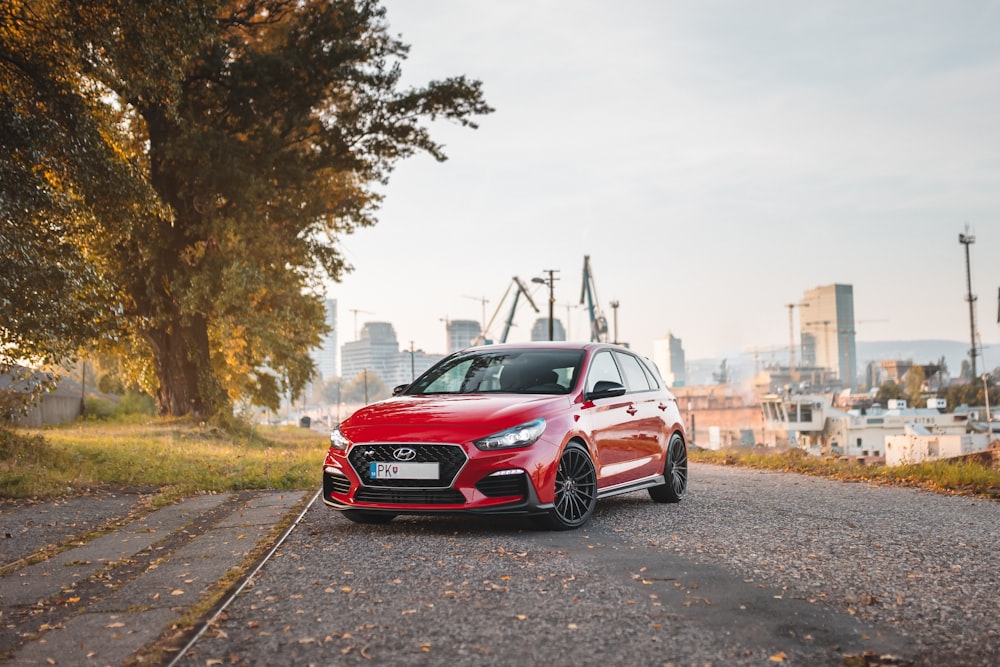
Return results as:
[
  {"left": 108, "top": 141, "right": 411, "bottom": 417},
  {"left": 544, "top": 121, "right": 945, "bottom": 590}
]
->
[{"left": 580, "top": 255, "right": 609, "bottom": 342}]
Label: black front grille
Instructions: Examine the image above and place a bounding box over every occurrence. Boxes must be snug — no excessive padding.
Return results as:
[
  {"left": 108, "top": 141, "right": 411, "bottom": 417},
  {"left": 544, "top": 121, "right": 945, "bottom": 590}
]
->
[
  {"left": 475, "top": 473, "right": 528, "bottom": 498},
  {"left": 348, "top": 444, "right": 467, "bottom": 488},
  {"left": 354, "top": 487, "right": 466, "bottom": 505}
]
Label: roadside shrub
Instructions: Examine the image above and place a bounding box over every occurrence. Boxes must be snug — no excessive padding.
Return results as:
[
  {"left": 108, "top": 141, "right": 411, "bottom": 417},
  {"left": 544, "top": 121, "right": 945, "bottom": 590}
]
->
[{"left": 84, "top": 390, "right": 155, "bottom": 420}]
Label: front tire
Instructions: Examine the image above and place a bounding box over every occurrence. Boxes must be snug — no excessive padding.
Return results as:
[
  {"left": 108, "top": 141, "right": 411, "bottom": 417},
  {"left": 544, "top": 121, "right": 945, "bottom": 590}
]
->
[
  {"left": 342, "top": 510, "right": 396, "bottom": 525},
  {"left": 540, "top": 442, "right": 597, "bottom": 530},
  {"left": 649, "top": 433, "right": 687, "bottom": 503}
]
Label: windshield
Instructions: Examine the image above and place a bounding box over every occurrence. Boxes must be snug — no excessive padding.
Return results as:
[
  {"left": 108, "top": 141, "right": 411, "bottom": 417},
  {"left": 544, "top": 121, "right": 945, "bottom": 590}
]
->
[{"left": 405, "top": 348, "right": 584, "bottom": 395}]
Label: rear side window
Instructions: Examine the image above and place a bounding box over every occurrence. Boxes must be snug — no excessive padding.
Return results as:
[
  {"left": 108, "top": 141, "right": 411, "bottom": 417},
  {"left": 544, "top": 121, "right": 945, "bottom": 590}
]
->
[
  {"left": 614, "top": 351, "right": 653, "bottom": 392},
  {"left": 639, "top": 357, "right": 663, "bottom": 389}
]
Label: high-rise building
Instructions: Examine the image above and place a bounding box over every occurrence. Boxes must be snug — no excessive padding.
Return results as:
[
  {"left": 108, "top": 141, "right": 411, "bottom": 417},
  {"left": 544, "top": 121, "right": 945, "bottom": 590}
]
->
[
  {"left": 446, "top": 319, "right": 482, "bottom": 353},
  {"left": 530, "top": 318, "right": 566, "bottom": 342},
  {"left": 800, "top": 284, "right": 856, "bottom": 390},
  {"left": 312, "top": 298, "right": 338, "bottom": 380},
  {"left": 341, "top": 322, "right": 401, "bottom": 386},
  {"left": 653, "top": 333, "right": 686, "bottom": 387}
]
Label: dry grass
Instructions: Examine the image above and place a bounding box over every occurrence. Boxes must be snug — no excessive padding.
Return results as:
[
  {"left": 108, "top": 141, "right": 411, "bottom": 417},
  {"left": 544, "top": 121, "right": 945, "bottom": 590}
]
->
[
  {"left": 690, "top": 446, "right": 1000, "bottom": 499},
  {"left": 0, "top": 418, "right": 327, "bottom": 499}
]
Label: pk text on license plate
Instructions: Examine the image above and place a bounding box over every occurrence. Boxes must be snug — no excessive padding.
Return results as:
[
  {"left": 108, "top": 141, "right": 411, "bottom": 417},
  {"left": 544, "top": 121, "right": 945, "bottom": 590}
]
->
[{"left": 370, "top": 461, "right": 439, "bottom": 480}]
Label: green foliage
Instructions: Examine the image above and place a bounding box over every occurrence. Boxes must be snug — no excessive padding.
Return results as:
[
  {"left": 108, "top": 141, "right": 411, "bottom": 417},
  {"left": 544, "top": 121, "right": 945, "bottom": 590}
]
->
[
  {"left": 904, "top": 365, "right": 926, "bottom": 406},
  {"left": 321, "top": 377, "right": 344, "bottom": 404},
  {"left": 1, "top": 1, "right": 492, "bottom": 419},
  {"left": 940, "top": 375, "right": 999, "bottom": 412},
  {"left": 0, "top": 1, "right": 154, "bottom": 391},
  {"left": 341, "top": 371, "right": 388, "bottom": 404},
  {"left": 874, "top": 381, "right": 907, "bottom": 406},
  {"left": 84, "top": 390, "right": 156, "bottom": 421}
]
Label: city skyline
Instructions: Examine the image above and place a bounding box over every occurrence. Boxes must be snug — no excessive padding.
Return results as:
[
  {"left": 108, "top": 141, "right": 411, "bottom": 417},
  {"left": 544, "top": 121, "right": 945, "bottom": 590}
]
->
[{"left": 329, "top": 0, "right": 1000, "bottom": 368}]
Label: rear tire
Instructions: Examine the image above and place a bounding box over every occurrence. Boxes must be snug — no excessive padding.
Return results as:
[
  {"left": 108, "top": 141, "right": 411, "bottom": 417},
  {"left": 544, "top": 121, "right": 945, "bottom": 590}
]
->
[
  {"left": 342, "top": 510, "right": 396, "bottom": 524},
  {"left": 649, "top": 433, "right": 687, "bottom": 503},
  {"left": 540, "top": 442, "right": 597, "bottom": 530}
]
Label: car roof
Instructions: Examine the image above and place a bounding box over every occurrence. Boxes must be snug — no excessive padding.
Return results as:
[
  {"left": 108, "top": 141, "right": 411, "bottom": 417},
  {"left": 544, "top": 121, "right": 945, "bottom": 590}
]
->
[{"left": 457, "top": 341, "right": 620, "bottom": 352}]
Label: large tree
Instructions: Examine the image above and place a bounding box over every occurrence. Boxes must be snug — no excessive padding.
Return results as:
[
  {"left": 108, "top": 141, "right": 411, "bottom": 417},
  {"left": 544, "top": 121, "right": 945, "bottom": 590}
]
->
[{"left": 2, "top": 1, "right": 491, "bottom": 417}]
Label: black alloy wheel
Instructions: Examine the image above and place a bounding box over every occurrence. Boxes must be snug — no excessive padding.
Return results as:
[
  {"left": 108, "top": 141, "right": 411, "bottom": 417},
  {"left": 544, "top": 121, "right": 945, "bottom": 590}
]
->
[
  {"left": 342, "top": 510, "right": 396, "bottom": 524},
  {"left": 543, "top": 442, "right": 597, "bottom": 530},
  {"left": 649, "top": 432, "right": 687, "bottom": 503}
]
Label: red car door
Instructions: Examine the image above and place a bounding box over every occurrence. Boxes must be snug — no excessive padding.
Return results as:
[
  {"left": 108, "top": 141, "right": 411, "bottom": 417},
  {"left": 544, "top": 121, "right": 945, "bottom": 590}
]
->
[{"left": 583, "top": 350, "right": 655, "bottom": 487}]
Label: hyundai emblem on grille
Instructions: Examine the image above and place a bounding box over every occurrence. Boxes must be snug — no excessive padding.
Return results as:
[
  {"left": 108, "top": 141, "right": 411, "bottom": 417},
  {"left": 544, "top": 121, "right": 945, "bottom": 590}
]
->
[{"left": 393, "top": 447, "right": 417, "bottom": 461}]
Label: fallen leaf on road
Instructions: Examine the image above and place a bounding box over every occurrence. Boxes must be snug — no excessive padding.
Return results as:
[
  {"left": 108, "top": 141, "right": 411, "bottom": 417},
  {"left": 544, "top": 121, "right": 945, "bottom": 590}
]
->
[{"left": 769, "top": 652, "right": 787, "bottom": 662}]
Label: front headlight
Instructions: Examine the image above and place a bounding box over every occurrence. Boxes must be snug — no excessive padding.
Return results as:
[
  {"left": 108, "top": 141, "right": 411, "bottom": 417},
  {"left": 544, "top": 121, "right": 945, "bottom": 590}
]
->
[
  {"left": 329, "top": 428, "right": 352, "bottom": 451},
  {"left": 474, "top": 418, "right": 546, "bottom": 451}
]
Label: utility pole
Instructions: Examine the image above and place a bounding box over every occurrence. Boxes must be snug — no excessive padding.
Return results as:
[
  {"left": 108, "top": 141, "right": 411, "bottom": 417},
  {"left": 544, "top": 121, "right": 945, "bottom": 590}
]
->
[
  {"left": 786, "top": 304, "right": 798, "bottom": 382},
  {"left": 609, "top": 300, "right": 620, "bottom": 344},
  {"left": 559, "top": 303, "right": 577, "bottom": 340},
  {"left": 959, "top": 227, "right": 979, "bottom": 378}
]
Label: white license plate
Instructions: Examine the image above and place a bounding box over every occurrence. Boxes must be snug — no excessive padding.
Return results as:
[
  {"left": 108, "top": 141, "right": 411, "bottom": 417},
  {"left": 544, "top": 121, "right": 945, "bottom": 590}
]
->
[{"left": 369, "top": 462, "right": 439, "bottom": 480}]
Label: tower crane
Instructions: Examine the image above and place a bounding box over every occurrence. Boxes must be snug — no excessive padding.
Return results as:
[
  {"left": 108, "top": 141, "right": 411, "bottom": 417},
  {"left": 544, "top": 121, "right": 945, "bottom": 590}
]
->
[
  {"left": 580, "top": 255, "right": 609, "bottom": 342},
  {"left": 348, "top": 308, "right": 373, "bottom": 340},
  {"left": 476, "top": 277, "right": 540, "bottom": 344}
]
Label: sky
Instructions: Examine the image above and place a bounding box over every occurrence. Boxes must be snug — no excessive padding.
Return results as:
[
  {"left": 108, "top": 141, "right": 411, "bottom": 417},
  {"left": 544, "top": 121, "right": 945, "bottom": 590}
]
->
[{"left": 329, "top": 0, "right": 1000, "bottom": 369}]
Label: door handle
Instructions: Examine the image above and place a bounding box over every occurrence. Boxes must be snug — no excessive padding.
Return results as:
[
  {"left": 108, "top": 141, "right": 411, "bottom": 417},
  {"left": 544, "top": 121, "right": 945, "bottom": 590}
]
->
[
  {"left": 626, "top": 405, "right": 638, "bottom": 416},
  {"left": 658, "top": 402, "right": 669, "bottom": 411}
]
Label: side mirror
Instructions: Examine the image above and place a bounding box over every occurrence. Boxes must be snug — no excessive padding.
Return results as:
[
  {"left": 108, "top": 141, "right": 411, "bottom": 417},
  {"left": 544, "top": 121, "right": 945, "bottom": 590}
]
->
[
  {"left": 392, "top": 384, "right": 410, "bottom": 396},
  {"left": 587, "top": 380, "right": 627, "bottom": 400}
]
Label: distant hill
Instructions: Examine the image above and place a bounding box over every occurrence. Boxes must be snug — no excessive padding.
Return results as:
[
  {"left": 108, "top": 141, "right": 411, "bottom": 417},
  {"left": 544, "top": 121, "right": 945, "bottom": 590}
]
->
[{"left": 687, "top": 339, "right": 998, "bottom": 387}]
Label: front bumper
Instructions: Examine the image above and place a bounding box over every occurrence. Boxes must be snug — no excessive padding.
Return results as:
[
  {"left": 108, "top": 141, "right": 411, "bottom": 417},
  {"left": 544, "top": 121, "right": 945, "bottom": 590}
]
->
[{"left": 321, "top": 442, "right": 555, "bottom": 516}]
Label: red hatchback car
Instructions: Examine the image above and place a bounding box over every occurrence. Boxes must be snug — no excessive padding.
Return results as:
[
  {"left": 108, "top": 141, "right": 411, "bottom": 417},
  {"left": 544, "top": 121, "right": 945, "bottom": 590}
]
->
[{"left": 322, "top": 342, "right": 687, "bottom": 530}]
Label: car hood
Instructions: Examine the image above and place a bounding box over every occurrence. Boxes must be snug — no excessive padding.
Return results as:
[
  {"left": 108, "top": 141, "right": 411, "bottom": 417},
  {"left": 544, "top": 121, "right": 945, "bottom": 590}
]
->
[{"left": 339, "top": 394, "right": 570, "bottom": 443}]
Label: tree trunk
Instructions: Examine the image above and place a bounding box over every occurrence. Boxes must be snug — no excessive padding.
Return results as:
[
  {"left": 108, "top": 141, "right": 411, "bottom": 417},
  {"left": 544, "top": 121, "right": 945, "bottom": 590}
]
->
[{"left": 144, "top": 312, "right": 222, "bottom": 418}]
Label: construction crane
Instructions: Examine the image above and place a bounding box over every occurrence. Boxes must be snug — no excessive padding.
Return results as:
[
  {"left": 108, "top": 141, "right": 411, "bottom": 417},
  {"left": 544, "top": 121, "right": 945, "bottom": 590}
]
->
[
  {"left": 462, "top": 295, "right": 490, "bottom": 331},
  {"left": 476, "top": 277, "right": 540, "bottom": 344},
  {"left": 580, "top": 255, "right": 609, "bottom": 342},
  {"left": 348, "top": 308, "right": 373, "bottom": 340}
]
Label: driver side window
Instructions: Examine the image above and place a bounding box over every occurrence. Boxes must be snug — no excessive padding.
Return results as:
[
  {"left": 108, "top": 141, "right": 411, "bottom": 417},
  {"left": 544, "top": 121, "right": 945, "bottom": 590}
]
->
[{"left": 586, "top": 351, "right": 623, "bottom": 393}]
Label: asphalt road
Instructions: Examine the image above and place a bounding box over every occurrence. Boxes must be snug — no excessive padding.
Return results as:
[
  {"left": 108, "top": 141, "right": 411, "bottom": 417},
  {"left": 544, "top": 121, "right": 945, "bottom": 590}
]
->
[{"left": 171, "top": 463, "right": 998, "bottom": 667}]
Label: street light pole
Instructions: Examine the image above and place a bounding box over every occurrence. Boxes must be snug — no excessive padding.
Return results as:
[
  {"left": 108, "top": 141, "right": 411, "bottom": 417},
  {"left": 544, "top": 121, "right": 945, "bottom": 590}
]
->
[
  {"left": 959, "top": 228, "right": 979, "bottom": 378},
  {"left": 533, "top": 270, "right": 559, "bottom": 340}
]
